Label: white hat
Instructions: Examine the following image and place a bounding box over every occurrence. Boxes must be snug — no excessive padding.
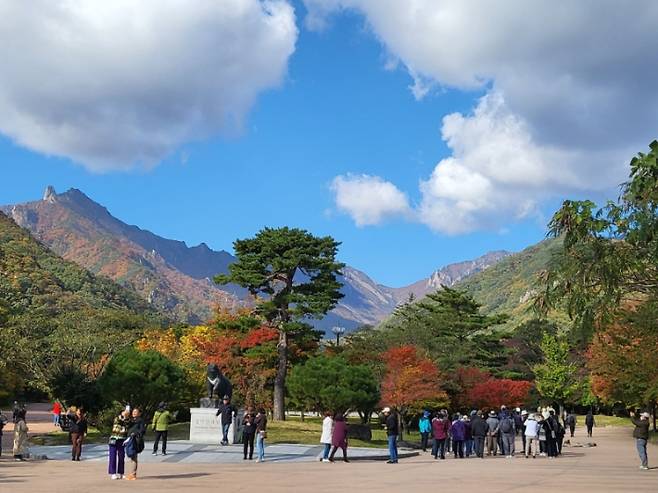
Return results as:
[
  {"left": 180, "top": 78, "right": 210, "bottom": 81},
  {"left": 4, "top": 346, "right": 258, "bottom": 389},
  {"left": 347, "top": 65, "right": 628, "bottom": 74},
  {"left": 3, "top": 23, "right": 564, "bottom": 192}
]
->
[
  {"left": 516, "top": 407, "right": 521, "bottom": 413},
  {"left": 382, "top": 407, "right": 391, "bottom": 413},
  {"left": 521, "top": 410, "right": 528, "bottom": 416},
  {"left": 641, "top": 412, "right": 651, "bottom": 419}
]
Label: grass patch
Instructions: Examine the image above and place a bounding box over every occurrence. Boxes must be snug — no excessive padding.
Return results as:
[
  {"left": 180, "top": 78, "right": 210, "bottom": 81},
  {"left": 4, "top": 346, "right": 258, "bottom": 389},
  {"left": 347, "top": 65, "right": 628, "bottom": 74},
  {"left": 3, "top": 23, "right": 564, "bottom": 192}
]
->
[{"left": 577, "top": 415, "right": 633, "bottom": 428}]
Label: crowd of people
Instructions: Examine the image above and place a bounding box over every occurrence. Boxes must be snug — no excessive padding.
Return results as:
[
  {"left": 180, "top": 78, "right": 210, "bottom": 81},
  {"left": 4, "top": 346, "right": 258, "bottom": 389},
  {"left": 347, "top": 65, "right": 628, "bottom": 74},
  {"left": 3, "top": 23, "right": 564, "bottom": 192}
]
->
[{"left": 0, "top": 400, "right": 652, "bottom": 476}]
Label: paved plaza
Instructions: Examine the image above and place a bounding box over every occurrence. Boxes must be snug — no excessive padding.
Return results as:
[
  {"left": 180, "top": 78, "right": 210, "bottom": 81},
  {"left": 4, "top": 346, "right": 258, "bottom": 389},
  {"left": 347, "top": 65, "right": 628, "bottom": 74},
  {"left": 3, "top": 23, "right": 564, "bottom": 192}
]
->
[{"left": 1, "top": 426, "right": 656, "bottom": 492}]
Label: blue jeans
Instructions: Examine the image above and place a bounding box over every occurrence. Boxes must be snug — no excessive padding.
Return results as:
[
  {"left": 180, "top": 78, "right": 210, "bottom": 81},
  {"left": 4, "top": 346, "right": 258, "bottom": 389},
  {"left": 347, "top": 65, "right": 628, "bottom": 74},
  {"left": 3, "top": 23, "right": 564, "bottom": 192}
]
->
[
  {"left": 464, "top": 438, "right": 473, "bottom": 457},
  {"left": 636, "top": 438, "right": 648, "bottom": 467},
  {"left": 256, "top": 434, "right": 265, "bottom": 461},
  {"left": 53, "top": 414, "right": 60, "bottom": 426},
  {"left": 222, "top": 423, "right": 230, "bottom": 444},
  {"left": 387, "top": 435, "right": 398, "bottom": 462},
  {"left": 322, "top": 443, "right": 331, "bottom": 460}
]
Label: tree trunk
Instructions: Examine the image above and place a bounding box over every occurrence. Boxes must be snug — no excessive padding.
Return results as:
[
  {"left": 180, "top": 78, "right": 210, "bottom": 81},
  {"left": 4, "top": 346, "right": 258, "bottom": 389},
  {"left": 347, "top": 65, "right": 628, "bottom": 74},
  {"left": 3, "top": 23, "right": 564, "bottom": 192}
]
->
[{"left": 273, "top": 330, "right": 288, "bottom": 421}]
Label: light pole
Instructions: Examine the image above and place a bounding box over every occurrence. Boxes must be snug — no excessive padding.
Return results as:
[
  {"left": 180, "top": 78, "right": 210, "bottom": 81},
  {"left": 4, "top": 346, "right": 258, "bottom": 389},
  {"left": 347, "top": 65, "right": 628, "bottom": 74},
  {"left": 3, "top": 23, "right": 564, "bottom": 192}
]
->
[{"left": 331, "top": 326, "right": 346, "bottom": 346}]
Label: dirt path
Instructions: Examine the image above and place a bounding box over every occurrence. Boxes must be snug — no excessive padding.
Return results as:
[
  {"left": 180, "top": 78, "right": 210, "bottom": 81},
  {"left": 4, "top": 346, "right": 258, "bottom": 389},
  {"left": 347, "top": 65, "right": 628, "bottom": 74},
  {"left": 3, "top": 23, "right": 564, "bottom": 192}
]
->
[
  {"left": 1, "top": 402, "right": 58, "bottom": 454},
  {"left": 1, "top": 424, "right": 656, "bottom": 492}
]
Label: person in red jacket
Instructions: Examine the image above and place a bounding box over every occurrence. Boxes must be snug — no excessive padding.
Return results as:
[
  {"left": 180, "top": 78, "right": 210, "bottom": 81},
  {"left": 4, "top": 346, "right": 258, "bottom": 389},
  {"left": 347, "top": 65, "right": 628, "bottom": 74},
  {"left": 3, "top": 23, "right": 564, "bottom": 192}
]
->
[
  {"left": 328, "top": 413, "right": 349, "bottom": 463},
  {"left": 52, "top": 401, "right": 61, "bottom": 427},
  {"left": 431, "top": 411, "right": 451, "bottom": 459}
]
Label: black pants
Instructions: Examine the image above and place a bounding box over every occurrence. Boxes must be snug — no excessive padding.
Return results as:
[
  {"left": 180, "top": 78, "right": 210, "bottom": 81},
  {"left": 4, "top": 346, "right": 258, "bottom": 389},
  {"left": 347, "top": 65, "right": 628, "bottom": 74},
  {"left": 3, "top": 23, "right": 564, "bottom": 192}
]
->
[
  {"left": 420, "top": 432, "right": 430, "bottom": 451},
  {"left": 569, "top": 425, "right": 575, "bottom": 437},
  {"left": 329, "top": 445, "right": 348, "bottom": 461},
  {"left": 586, "top": 425, "right": 593, "bottom": 437},
  {"left": 473, "top": 436, "right": 485, "bottom": 458},
  {"left": 432, "top": 438, "right": 446, "bottom": 458},
  {"left": 546, "top": 438, "right": 558, "bottom": 457},
  {"left": 453, "top": 439, "right": 464, "bottom": 458},
  {"left": 153, "top": 430, "right": 168, "bottom": 453},
  {"left": 243, "top": 432, "right": 255, "bottom": 459}
]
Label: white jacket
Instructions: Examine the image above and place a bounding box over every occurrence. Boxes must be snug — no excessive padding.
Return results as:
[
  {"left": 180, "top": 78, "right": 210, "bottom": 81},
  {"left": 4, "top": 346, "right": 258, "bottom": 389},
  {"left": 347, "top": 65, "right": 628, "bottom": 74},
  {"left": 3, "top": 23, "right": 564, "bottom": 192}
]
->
[
  {"left": 524, "top": 418, "right": 540, "bottom": 437},
  {"left": 320, "top": 416, "right": 333, "bottom": 444}
]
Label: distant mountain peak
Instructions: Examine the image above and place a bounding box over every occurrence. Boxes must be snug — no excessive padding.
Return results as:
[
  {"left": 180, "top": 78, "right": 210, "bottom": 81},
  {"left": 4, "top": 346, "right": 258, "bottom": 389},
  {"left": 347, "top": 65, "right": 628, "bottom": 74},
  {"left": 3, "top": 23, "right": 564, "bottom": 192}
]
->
[{"left": 43, "top": 185, "right": 57, "bottom": 203}]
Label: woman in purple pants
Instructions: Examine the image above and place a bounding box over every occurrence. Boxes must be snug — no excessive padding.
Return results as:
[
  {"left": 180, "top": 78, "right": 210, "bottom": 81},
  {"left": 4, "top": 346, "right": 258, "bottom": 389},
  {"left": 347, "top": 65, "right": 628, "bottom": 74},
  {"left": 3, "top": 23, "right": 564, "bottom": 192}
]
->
[{"left": 108, "top": 407, "right": 131, "bottom": 480}]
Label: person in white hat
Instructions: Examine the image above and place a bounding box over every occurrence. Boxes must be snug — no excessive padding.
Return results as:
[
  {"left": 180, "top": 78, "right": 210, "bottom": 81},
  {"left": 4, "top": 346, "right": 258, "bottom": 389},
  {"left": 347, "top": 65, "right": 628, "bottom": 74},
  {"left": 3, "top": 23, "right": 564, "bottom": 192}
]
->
[
  {"left": 382, "top": 407, "right": 399, "bottom": 464},
  {"left": 520, "top": 410, "right": 529, "bottom": 452},
  {"left": 631, "top": 411, "right": 651, "bottom": 470}
]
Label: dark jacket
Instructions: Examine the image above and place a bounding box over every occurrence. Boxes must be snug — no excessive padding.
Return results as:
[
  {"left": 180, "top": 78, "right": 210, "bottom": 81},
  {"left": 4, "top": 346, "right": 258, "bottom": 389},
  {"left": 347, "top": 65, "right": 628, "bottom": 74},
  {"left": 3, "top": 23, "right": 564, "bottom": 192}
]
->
[
  {"left": 385, "top": 413, "right": 399, "bottom": 436},
  {"left": 68, "top": 414, "right": 88, "bottom": 435},
  {"left": 242, "top": 412, "right": 257, "bottom": 435},
  {"left": 216, "top": 403, "right": 237, "bottom": 424},
  {"left": 255, "top": 413, "right": 267, "bottom": 433},
  {"left": 470, "top": 415, "right": 488, "bottom": 437},
  {"left": 128, "top": 416, "right": 146, "bottom": 439},
  {"left": 585, "top": 413, "right": 595, "bottom": 426},
  {"left": 451, "top": 419, "right": 466, "bottom": 441},
  {"left": 632, "top": 417, "right": 650, "bottom": 440}
]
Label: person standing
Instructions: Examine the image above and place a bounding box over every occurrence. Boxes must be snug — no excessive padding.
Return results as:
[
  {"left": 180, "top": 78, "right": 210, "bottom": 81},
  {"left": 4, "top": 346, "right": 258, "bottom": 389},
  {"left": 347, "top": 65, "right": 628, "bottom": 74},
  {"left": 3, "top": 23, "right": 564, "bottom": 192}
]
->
[
  {"left": 419, "top": 411, "right": 431, "bottom": 452},
  {"left": 463, "top": 414, "right": 473, "bottom": 457},
  {"left": 52, "top": 401, "right": 62, "bottom": 427},
  {"left": 485, "top": 411, "right": 500, "bottom": 456},
  {"left": 451, "top": 414, "right": 466, "bottom": 459},
  {"left": 215, "top": 395, "right": 237, "bottom": 446},
  {"left": 566, "top": 411, "right": 576, "bottom": 438},
  {"left": 69, "top": 408, "right": 88, "bottom": 461},
  {"left": 319, "top": 411, "right": 333, "bottom": 462},
  {"left": 12, "top": 409, "right": 29, "bottom": 461},
  {"left": 544, "top": 411, "right": 559, "bottom": 458},
  {"left": 585, "top": 411, "right": 595, "bottom": 437},
  {"left": 12, "top": 401, "right": 21, "bottom": 423},
  {"left": 499, "top": 411, "right": 516, "bottom": 458},
  {"left": 431, "top": 411, "right": 450, "bottom": 460},
  {"left": 328, "top": 413, "right": 349, "bottom": 462},
  {"left": 631, "top": 411, "right": 650, "bottom": 470},
  {"left": 470, "top": 411, "right": 487, "bottom": 458},
  {"left": 151, "top": 402, "right": 172, "bottom": 456},
  {"left": 255, "top": 409, "right": 267, "bottom": 463},
  {"left": 520, "top": 410, "right": 528, "bottom": 453},
  {"left": 524, "top": 414, "right": 540, "bottom": 458},
  {"left": 242, "top": 408, "right": 257, "bottom": 460},
  {"left": 125, "top": 408, "right": 146, "bottom": 480},
  {"left": 383, "top": 407, "right": 398, "bottom": 464},
  {"left": 108, "top": 407, "right": 131, "bottom": 480}
]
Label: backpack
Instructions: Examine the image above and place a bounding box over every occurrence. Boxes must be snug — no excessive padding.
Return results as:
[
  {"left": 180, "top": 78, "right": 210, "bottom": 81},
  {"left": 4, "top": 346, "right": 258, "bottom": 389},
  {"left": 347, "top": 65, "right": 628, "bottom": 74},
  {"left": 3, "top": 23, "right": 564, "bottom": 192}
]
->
[{"left": 500, "top": 417, "right": 513, "bottom": 434}]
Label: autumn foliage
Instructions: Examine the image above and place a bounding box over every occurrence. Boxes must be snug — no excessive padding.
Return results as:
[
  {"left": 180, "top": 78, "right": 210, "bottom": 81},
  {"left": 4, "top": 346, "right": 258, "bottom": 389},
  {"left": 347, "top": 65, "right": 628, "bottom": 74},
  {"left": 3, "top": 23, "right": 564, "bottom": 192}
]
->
[
  {"left": 453, "top": 366, "right": 533, "bottom": 410},
  {"left": 380, "top": 346, "right": 448, "bottom": 412}
]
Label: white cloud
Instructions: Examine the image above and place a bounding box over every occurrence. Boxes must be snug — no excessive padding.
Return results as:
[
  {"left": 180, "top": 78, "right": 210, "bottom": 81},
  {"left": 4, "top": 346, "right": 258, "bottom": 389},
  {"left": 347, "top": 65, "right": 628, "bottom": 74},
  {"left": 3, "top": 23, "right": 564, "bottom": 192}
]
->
[
  {"left": 331, "top": 174, "right": 410, "bottom": 226},
  {"left": 309, "top": 0, "right": 658, "bottom": 233},
  {"left": 0, "top": 0, "right": 297, "bottom": 171}
]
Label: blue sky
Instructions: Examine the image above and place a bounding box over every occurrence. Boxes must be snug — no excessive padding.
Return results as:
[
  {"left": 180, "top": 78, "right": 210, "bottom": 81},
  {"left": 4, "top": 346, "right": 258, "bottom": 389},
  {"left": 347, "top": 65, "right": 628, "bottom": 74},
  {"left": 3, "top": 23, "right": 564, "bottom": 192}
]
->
[{"left": 1, "top": 1, "right": 653, "bottom": 287}]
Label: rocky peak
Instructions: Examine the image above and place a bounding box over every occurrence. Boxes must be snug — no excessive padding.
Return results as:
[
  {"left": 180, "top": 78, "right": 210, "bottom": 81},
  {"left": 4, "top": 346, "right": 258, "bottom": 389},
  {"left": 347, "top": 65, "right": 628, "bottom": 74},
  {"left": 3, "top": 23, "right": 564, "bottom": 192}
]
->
[{"left": 43, "top": 185, "right": 57, "bottom": 203}]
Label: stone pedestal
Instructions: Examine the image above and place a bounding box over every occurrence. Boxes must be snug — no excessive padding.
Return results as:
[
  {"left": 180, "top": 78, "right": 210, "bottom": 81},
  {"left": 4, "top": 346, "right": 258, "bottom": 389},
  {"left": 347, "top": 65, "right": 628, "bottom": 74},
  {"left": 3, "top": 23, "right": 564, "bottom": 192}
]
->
[{"left": 189, "top": 407, "right": 243, "bottom": 444}]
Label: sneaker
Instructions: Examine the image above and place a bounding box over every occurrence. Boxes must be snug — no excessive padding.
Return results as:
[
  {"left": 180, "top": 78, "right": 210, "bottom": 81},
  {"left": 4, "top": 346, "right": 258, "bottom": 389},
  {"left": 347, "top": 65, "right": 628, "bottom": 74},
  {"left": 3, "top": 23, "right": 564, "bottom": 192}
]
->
[
  {"left": 110, "top": 474, "right": 119, "bottom": 480},
  {"left": 640, "top": 466, "right": 649, "bottom": 470},
  {"left": 152, "top": 451, "right": 157, "bottom": 456},
  {"left": 162, "top": 451, "right": 167, "bottom": 456},
  {"left": 125, "top": 474, "right": 136, "bottom": 481}
]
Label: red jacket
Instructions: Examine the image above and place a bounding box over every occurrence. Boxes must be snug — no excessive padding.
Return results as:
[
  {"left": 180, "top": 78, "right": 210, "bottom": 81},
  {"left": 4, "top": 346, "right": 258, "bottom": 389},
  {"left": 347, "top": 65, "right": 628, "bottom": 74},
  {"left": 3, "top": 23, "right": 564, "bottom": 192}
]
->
[
  {"left": 53, "top": 402, "right": 61, "bottom": 414},
  {"left": 431, "top": 417, "right": 450, "bottom": 439}
]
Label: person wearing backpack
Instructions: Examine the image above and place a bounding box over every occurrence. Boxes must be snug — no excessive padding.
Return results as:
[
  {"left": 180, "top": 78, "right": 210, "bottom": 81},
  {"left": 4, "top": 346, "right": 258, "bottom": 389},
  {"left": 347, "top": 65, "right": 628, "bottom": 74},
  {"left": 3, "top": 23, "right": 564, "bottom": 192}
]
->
[
  {"left": 151, "top": 402, "right": 172, "bottom": 456},
  {"left": 500, "top": 412, "right": 516, "bottom": 458},
  {"left": 566, "top": 412, "right": 576, "bottom": 437},
  {"left": 125, "top": 408, "right": 146, "bottom": 480}
]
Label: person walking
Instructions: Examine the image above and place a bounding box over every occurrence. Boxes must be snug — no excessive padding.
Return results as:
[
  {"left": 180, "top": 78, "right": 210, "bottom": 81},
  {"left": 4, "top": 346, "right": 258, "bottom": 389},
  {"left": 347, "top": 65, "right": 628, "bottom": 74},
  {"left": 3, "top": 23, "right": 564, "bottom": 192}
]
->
[
  {"left": 12, "top": 401, "right": 21, "bottom": 423},
  {"left": 383, "top": 407, "right": 398, "bottom": 464},
  {"left": 499, "top": 411, "right": 516, "bottom": 458},
  {"left": 328, "top": 413, "right": 349, "bottom": 462},
  {"left": 108, "top": 407, "right": 131, "bottom": 480},
  {"left": 151, "top": 402, "right": 172, "bottom": 456},
  {"left": 52, "top": 401, "right": 61, "bottom": 427},
  {"left": 470, "top": 410, "right": 487, "bottom": 458},
  {"left": 12, "top": 408, "right": 29, "bottom": 461},
  {"left": 419, "top": 411, "right": 431, "bottom": 452},
  {"left": 585, "top": 411, "right": 596, "bottom": 437},
  {"left": 242, "top": 408, "right": 257, "bottom": 460},
  {"left": 485, "top": 411, "right": 500, "bottom": 456},
  {"left": 631, "top": 411, "right": 651, "bottom": 470},
  {"left": 215, "top": 395, "right": 237, "bottom": 446},
  {"left": 69, "top": 408, "right": 88, "bottom": 461},
  {"left": 431, "top": 411, "right": 450, "bottom": 459},
  {"left": 566, "top": 411, "right": 576, "bottom": 438},
  {"left": 538, "top": 414, "right": 547, "bottom": 455},
  {"left": 451, "top": 414, "right": 466, "bottom": 458},
  {"left": 319, "top": 411, "right": 333, "bottom": 462},
  {"left": 524, "top": 414, "right": 540, "bottom": 458},
  {"left": 545, "top": 410, "right": 559, "bottom": 458},
  {"left": 255, "top": 409, "right": 267, "bottom": 463},
  {"left": 125, "top": 408, "right": 146, "bottom": 480}
]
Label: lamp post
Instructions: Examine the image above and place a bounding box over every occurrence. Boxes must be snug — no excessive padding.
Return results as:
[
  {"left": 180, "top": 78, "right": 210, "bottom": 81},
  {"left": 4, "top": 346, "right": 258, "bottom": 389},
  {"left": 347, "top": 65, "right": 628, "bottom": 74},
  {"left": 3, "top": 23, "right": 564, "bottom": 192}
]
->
[{"left": 331, "top": 326, "right": 346, "bottom": 346}]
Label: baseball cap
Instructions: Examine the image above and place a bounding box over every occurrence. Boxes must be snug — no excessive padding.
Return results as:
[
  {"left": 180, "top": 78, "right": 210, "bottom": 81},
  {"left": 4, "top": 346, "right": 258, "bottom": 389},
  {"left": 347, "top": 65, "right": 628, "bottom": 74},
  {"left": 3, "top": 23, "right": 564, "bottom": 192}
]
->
[{"left": 382, "top": 407, "right": 391, "bottom": 413}]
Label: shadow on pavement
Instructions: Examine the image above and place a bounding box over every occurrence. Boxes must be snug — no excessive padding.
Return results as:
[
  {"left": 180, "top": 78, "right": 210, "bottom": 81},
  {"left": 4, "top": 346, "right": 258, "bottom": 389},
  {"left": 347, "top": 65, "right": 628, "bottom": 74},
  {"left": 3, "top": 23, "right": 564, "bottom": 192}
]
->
[{"left": 146, "top": 472, "right": 214, "bottom": 480}]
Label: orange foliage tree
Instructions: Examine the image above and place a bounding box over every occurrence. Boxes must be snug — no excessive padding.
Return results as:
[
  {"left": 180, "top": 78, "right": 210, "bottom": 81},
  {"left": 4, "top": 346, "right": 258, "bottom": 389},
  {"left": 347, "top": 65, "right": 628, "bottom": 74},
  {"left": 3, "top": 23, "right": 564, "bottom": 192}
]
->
[
  {"left": 380, "top": 346, "right": 448, "bottom": 436},
  {"left": 452, "top": 366, "right": 533, "bottom": 410}
]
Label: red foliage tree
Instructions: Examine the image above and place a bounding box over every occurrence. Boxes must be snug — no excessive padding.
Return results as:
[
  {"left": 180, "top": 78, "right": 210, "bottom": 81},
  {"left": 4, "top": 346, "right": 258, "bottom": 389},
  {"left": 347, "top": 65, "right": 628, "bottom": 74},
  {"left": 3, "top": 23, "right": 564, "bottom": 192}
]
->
[{"left": 454, "top": 366, "right": 533, "bottom": 410}]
